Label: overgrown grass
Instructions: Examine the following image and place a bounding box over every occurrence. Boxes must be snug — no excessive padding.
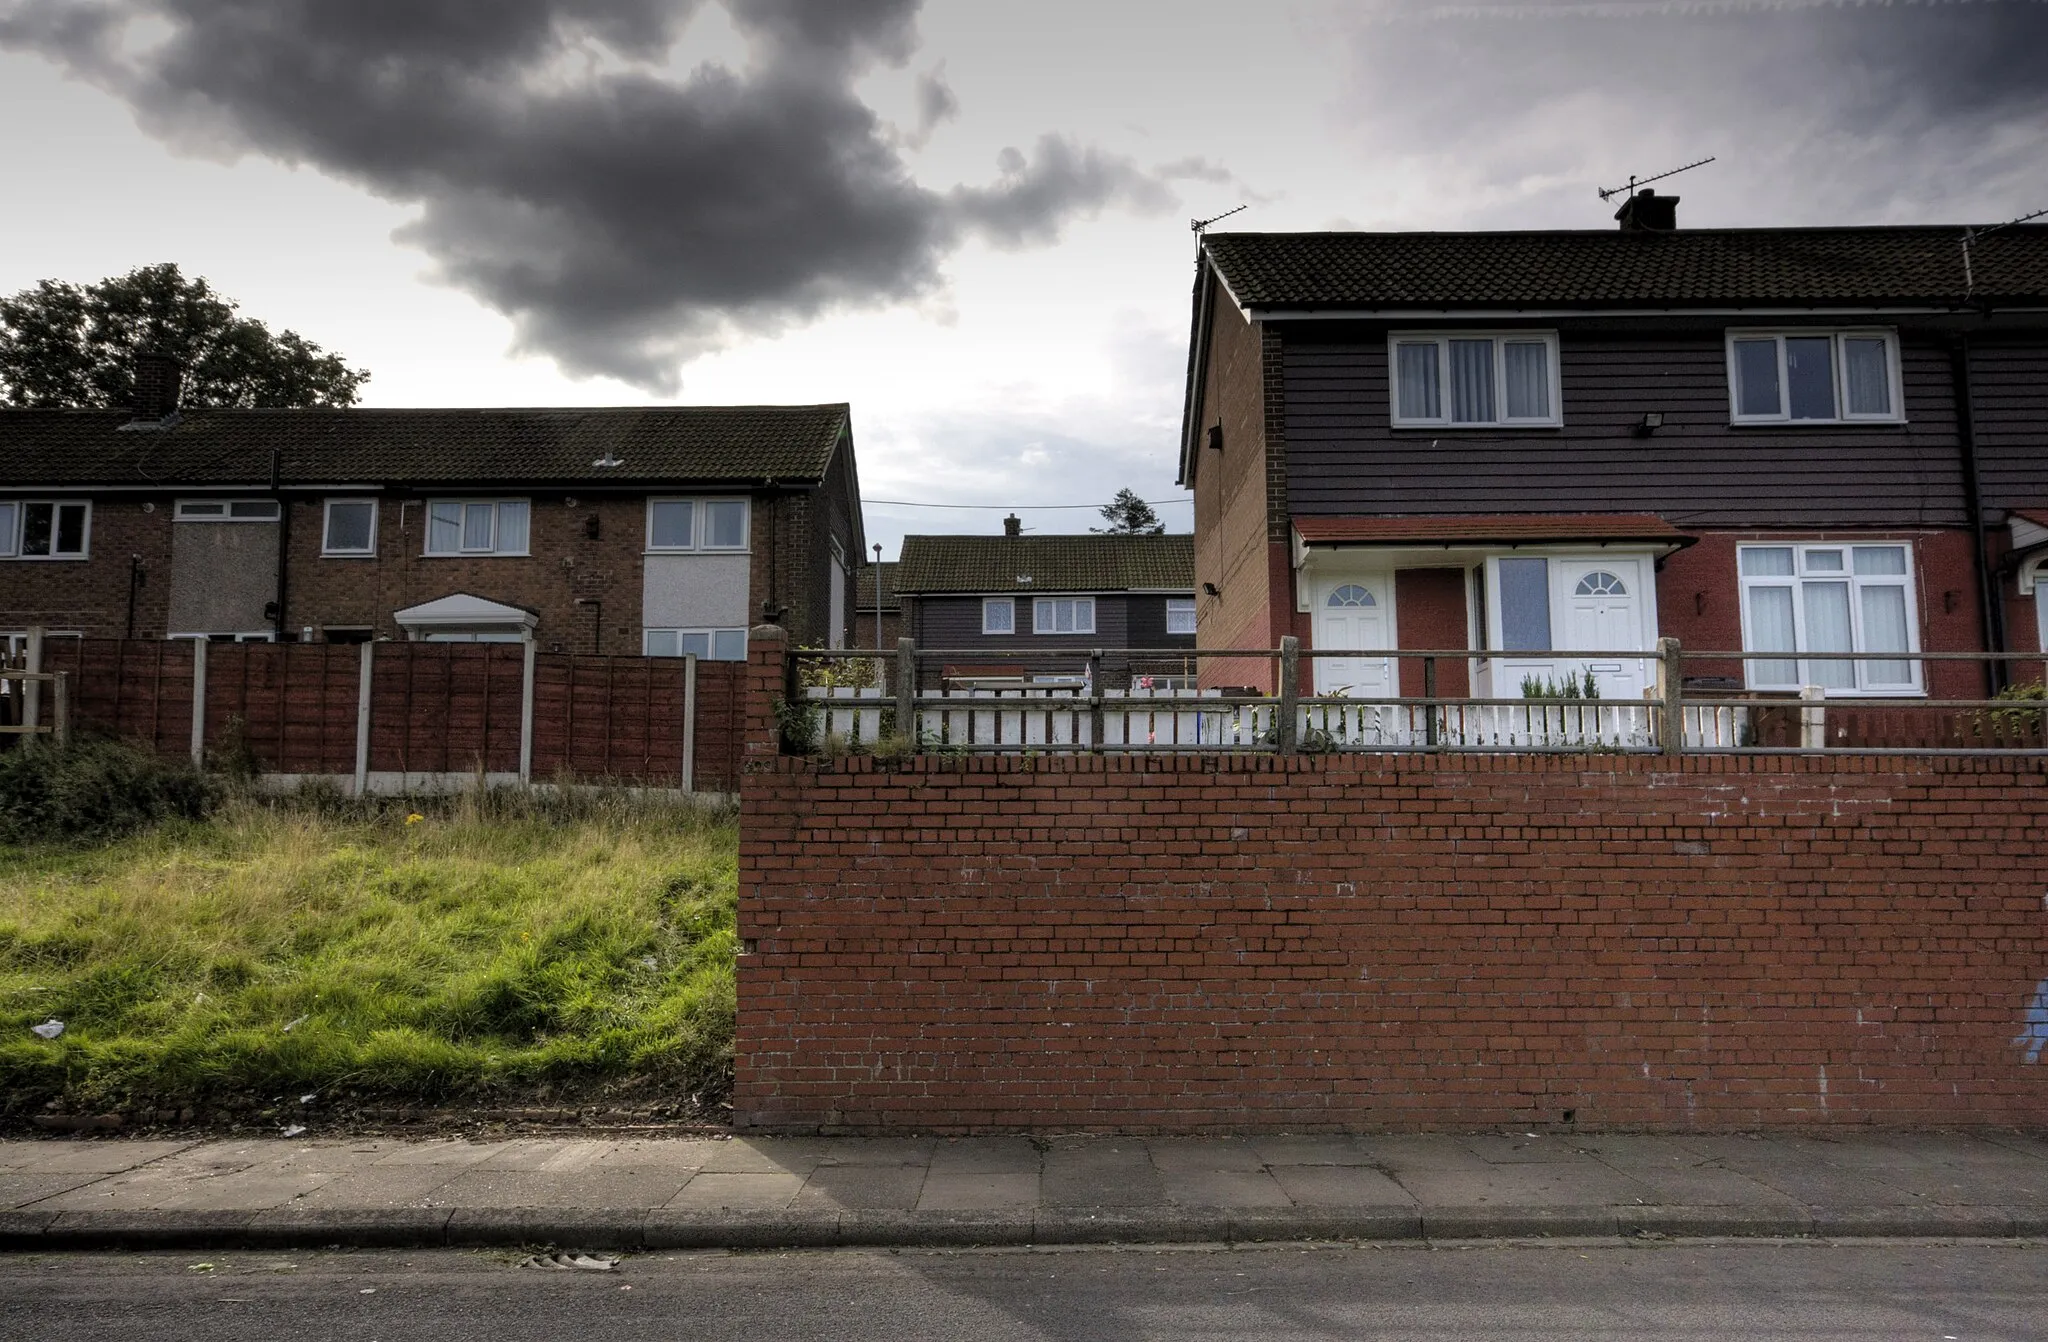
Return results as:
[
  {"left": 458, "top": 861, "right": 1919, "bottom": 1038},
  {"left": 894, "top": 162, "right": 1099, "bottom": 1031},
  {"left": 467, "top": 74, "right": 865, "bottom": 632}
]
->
[{"left": 0, "top": 789, "right": 738, "bottom": 1119}]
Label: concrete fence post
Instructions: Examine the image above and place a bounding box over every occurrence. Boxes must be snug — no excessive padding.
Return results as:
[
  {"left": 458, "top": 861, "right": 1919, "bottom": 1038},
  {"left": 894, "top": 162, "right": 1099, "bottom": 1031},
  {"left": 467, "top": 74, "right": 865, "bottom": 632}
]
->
[
  {"left": 1657, "top": 636, "right": 1684, "bottom": 757},
  {"left": 51, "top": 671, "right": 69, "bottom": 748},
  {"left": 680, "top": 652, "right": 698, "bottom": 793},
  {"left": 1800, "top": 684, "right": 1828, "bottom": 749},
  {"left": 1276, "top": 636, "right": 1300, "bottom": 754},
  {"left": 518, "top": 639, "right": 537, "bottom": 785},
  {"left": 354, "top": 642, "right": 375, "bottom": 796},
  {"left": 895, "top": 637, "right": 917, "bottom": 745},
  {"left": 22, "top": 625, "right": 41, "bottom": 731},
  {"left": 188, "top": 637, "right": 208, "bottom": 769}
]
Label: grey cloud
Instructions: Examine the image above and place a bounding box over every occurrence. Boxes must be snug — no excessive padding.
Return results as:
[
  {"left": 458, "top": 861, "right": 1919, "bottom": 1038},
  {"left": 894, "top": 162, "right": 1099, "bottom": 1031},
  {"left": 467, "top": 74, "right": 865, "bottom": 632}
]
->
[
  {"left": 1333, "top": 0, "right": 2048, "bottom": 227},
  {"left": 912, "top": 64, "right": 959, "bottom": 141},
  {"left": 0, "top": 0, "right": 1179, "bottom": 390}
]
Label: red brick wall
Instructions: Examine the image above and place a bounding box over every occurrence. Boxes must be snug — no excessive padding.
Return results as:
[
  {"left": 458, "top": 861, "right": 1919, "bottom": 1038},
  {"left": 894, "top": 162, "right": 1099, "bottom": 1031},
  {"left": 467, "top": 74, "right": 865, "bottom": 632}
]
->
[
  {"left": 1392, "top": 568, "right": 1471, "bottom": 697},
  {"left": 737, "top": 748, "right": 2048, "bottom": 1133}
]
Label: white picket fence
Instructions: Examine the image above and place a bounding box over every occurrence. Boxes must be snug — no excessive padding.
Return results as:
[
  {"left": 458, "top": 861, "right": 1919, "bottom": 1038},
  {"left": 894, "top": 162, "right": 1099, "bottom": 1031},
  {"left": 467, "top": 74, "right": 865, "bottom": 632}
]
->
[{"left": 804, "top": 686, "right": 1745, "bottom": 752}]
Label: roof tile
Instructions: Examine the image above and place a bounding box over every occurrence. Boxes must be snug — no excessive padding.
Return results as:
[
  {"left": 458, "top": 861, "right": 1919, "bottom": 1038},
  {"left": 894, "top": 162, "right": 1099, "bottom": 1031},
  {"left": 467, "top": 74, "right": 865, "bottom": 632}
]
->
[{"left": 894, "top": 534, "right": 1194, "bottom": 594}]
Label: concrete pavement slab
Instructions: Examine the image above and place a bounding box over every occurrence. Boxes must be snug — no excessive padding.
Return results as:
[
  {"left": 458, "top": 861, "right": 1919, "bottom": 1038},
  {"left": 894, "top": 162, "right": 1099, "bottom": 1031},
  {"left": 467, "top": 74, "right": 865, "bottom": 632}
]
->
[
  {"left": 791, "top": 1163, "right": 927, "bottom": 1211},
  {"left": 1389, "top": 1161, "right": 1652, "bottom": 1209},
  {"left": 697, "top": 1137, "right": 829, "bottom": 1176},
  {"left": 1569, "top": 1136, "right": 1806, "bottom": 1207},
  {"left": 149, "top": 1168, "right": 339, "bottom": 1212},
  {"left": 1615, "top": 1204, "right": 1817, "bottom": 1238},
  {"left": 926, "top": 1137, "right": 1040, "bottom": 1176},
  {"left": 473, "top": 1139, "right": 618, "bottom": 1173},
  {"left": 0, "top": 1140, "right": 198, "bottom": 1174},
  {"left": 367, "top": 1139, "right": 510, "bottom": 1168},
  {"left": 1267, "top": 1164, "right": 1414, "bottom": 1207},
  {"left": 1358, "top": 1136, "right": 1496, "bottom": 1172},
  {"left": 1157, "top": 1167, "right": 1291, "bottom": 1209},
  {"left": 0, "top": 1173, "right": 122, "bottom": 1209},
  {"left": 811, "top": 1137, "right": 936, "bottom": 1167},
  {"left": 1246, "top": 1135, "right": 1383, "bottom": 1167},
  {"left": 1466, "top": 1135, "right": 1590, "bottom": 1164},
  {"left": 287, "top": 1163, "right": 478, "bottom": 1210},
  {"left": 423, "top": 1167, "right": 694, "bottom": 1210},
  {"left": 1041, "top": 1141, "right": 1166, "bottom": 1207},
  {"left": 1146, "top": 1136, "right": 1267, "bottom": 1173},
  {"left": 916, "top": 1171, "right": 1039, "bottom": 1211},
  {"left": 665, "top": 1169, "right": 806, "bottom": 1210},
  {"left": 1672, "top": 1136, "right": 1924, "bottom": 1206}
]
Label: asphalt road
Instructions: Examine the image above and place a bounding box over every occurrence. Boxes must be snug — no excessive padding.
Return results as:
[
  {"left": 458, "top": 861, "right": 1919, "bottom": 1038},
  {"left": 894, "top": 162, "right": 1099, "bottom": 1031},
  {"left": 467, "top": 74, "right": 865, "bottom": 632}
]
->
[{"left": 1, "top": 1241, "right": 2043, "bottom": 1341}]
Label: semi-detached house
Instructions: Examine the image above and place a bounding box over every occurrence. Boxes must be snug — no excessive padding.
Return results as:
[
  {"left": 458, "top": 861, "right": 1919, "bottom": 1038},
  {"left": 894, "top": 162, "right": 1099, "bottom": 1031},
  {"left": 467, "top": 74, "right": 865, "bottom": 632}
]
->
[
  {"left": 1178, "top": 194, "right": 2048, "bottom": 700},
  {"left": 0, "top": 355, "right": 863, "bottom": 659}
]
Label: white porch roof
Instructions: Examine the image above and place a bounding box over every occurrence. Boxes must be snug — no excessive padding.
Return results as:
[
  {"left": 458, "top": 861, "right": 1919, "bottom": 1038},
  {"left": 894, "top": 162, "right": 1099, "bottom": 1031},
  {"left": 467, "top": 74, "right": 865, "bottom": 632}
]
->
[{"left": 393, "top": 593, "right": 538, "bottom": 630}]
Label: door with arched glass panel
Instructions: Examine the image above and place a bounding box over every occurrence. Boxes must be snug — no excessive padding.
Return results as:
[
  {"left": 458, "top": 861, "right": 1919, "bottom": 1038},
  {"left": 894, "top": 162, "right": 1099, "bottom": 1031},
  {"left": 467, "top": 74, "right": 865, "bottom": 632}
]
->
[
  {"left": 1557, "top": 558, "right": 1650, "bottom": 699},
  {"left": 1312, "top": 578, "right": 1393, "bottom": 698}
]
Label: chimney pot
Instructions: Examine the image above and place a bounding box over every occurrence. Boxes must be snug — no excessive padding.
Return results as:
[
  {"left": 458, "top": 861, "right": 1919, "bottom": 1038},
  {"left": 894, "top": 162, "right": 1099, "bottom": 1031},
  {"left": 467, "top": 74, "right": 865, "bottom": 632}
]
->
[
  {"left": 130, "top": 351, "right": 184, "bottom": 421},
  {"left": 1003, "top": 513, "right": 1021, "bottom": 537},
  {"left": 1614, "top": 188, "right": 1679, "bottom": 233}
]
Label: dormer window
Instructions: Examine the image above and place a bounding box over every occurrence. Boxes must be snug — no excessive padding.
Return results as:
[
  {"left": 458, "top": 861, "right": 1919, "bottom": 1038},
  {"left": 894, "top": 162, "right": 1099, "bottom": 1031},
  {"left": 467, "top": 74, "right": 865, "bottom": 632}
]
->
[{"left": 1389, "top": 332, "right": 1561, "bottom": 428}]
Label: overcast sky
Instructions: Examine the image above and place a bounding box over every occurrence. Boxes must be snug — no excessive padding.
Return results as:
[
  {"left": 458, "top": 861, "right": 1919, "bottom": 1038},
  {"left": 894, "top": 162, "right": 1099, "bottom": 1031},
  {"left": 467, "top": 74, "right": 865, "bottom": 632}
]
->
[{"left": 3, "top": 0, "right": 2045, "bottom": 556}]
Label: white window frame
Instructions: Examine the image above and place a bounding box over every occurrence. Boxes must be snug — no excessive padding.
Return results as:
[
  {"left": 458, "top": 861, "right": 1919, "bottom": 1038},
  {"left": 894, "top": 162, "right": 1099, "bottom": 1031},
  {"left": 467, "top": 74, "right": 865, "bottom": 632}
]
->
[
  {"left": 1725, "top": 329, "right": 1905, "bottom": 425},
  {"left": 1737, "top": 542, "right": 1923, "bottom": 696},
  {"left": 1, "top": 500, "right": 91, "bottom": 559},
  {"left": 1165, "top": 596, "right": 1197, "bottom": 635},
  {"left": 174, "top": 498, "right": 282, "bottom": 522},
  {"left": 644, "top": 497, "right": 750, "bottom": 553},
  {"left": 642, "top": 627, "right": 749, "bottom": 661},
  {"left": 1387, "top": 330, "right": 1563, "bottom": 429},
  {"left": 170, "top": 630, "right": 277, "bottom": 643},
  {"left": 1032, "top": 596, "right": 1096, "bottom": 635},
  {"left": 321, "top": 498, "right": 378, "bottom": 557},
  {"left": 982, "top": 597, "right": 1016, "bottom": 635},
  {"left": 423, "top": 498, "right": 530, "bottom": 557}
]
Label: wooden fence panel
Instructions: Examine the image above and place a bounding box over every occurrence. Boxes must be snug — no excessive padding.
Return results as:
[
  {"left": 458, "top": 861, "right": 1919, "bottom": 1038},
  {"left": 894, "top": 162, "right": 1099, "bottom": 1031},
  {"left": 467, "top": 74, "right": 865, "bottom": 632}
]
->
[
  {"left": 365, "top": 644, "right": 525, "bottom": 775},
  {"left": 692, "top": 661, "right": 744, "bottom": 792},
  {"left": 41, "top": 638, "right": 195, "bottom": 758}
]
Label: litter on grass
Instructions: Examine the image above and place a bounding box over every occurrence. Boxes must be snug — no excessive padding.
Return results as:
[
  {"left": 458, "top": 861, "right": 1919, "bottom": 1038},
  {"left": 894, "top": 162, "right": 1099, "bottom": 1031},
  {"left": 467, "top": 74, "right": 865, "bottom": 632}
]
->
[
  {"left": 30, "top": 1019, "right": 64, "bottom": 1040},
  {"left": 281, "top": 1125, "right": 308, "bottom": 1138},
  {"left": 281, "top": 1015, "right": 309, "bottom": 1033},
  {"left": 520, "top": 1253, "right": 619, "bottom": 1272}
]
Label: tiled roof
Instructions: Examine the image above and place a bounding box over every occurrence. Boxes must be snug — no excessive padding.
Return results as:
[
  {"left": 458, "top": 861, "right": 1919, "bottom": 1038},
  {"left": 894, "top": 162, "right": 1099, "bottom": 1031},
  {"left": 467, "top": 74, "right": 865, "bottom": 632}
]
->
[
  {"left": 1204, "top": 226, "right": 2048, "bottom": 310},
  {"left": 856, "top": 561, "right": 900, "bottom": 611},
  {"left": 1293, "top": 514, "right": 1693, "bottom": 546},
  {"left": 0, "top": 404, "right": 851, "bottom": 487},
  {"left": 894, "top": 533, "right": 1195, "bottom": 594}
]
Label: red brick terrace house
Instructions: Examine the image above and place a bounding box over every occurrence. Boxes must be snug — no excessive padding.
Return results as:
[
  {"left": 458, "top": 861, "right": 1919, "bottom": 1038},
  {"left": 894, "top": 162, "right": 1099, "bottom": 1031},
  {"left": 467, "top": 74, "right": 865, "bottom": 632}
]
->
[
  {"left": 0, "top": 356, "right": 863, "bottom": 659},
  {"left": 1178, "top": 196, "right": 2048, "bottom": 699}
]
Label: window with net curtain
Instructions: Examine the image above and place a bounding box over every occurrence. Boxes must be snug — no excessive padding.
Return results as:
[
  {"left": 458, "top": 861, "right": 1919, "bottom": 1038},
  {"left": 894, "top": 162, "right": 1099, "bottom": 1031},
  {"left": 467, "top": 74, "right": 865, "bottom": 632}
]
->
[
  {"left": 1392, "top": 333, "right": 1558, "bottom": 427},
  {"left": 426, "top": 499, "right": 529, "bottom": 555},
  {"left": 1738, "top": 544, "right": 1919, "bottom": 693}
]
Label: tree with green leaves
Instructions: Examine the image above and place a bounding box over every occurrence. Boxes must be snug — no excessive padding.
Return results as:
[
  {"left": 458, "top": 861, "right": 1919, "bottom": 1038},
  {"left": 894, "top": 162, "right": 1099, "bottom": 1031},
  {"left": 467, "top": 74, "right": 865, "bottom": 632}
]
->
[
  {"left": 0, "top": 262, "right": 368, "bottom": 409},
  {"left": 1093, "top": 487, "right": 1165, "bottom": 536}
]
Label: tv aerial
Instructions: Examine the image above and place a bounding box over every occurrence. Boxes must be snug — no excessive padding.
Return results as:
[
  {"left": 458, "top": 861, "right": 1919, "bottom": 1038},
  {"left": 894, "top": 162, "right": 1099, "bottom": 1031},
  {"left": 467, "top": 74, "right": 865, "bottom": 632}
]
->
[
  {"left": 1191, "top": 204, "right": 1250, "bottom": 235},
  {"left": 1598, "top": 156, "right": 1715, "bottom": 204},
  {"left": 1962, "top": 205, "right": 2048, "bottom": 297}
]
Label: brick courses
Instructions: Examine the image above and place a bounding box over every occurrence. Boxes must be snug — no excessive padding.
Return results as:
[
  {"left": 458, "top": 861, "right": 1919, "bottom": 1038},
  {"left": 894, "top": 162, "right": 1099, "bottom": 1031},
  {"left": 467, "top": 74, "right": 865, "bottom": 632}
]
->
[{"left": 737, "top": 642, "right": 2048, "bottom": 1133}]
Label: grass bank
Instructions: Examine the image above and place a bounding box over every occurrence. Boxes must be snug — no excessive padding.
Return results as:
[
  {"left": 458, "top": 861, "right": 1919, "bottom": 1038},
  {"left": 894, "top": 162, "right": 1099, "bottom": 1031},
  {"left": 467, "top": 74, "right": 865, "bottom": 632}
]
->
[{"left": 0, "top": 791, "right": 738, "bottom": 1124}]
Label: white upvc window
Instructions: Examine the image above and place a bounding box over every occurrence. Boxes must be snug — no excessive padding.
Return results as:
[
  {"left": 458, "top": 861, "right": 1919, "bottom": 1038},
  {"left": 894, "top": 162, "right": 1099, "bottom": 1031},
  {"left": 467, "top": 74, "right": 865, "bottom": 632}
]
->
[
  {"left": 425, "top": 499, "right": 530, "bottom": 556},
  {"left": 1166, "top": 597, "right": 1197, "bottom": 635},
  {"left": 1033, "top": 596, "right": 1095, "bottom": 635},
  {"left": 1726, "top": 329, "right": 1903, "bottom": 424},
  {"left": 174, "top": 498, "right": 281, "bottom": 522},
  {"left": 646, "top": 497, "right": 749, "bottom": 552},
  {"left": 1738, "top": 543, "right": 1922, "bottom": 694},
  {"left": 322, "top": 499, "right": 378, "bottom": 556},
  {"left": 1389, "top": 331, "right": 1562, "bottom": 428},
  {"left": 643, "top": 627, "right": 748, "bottom": 661},
  {"left": 0, "top": 500, "right": 90, "bottom": 559},
  {"left": 982, "top": 597, "right": 1015, "bottom": 635}
]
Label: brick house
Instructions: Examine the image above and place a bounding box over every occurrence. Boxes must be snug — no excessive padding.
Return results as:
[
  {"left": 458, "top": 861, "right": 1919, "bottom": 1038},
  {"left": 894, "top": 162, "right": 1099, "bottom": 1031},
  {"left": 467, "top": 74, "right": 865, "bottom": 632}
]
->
[
  {"left": 1, "top": 356, "right": 863, "bottom": 658},
  {"left": 1178, "top": 197, "right": 2048, "bottom": 697},
  {"left": 853, "top": 559, "right": 902, "bottom": 651},
  {"left": 893, "top": 521, "right": 1196, "bottom": 688}
]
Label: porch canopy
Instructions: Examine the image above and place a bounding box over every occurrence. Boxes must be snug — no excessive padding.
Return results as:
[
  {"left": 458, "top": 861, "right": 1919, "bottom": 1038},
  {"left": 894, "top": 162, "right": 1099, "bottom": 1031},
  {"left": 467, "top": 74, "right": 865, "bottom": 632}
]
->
[
  {"left": 1291, "top": 513, "right": 1694, "bottom": 563},
  {"left": 393, "top": 592, "right": 539, "bottom": 642}
]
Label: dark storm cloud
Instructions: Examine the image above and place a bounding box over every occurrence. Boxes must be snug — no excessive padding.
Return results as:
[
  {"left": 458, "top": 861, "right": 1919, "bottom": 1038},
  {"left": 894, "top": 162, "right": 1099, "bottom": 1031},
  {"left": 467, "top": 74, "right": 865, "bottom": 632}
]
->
[
  {"left": 1338, "top": 0, "right": 2048, "bottom": 227},
  {"left": 0, "top": 0, "right": 1174, "bottom": 389}
]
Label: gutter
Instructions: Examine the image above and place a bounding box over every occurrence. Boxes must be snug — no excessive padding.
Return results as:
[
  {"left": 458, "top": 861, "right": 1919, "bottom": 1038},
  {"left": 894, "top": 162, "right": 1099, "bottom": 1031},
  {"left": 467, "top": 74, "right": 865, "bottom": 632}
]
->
[{"left": 1176, "top": 252, "right": 1217, "bottom": 488}]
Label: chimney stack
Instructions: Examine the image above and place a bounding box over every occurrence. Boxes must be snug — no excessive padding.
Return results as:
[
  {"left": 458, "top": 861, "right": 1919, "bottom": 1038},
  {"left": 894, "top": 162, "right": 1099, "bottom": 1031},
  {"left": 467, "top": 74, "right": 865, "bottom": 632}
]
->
[
  {"left": 1614, "top": 188, "right": 1679, "bottom": 233},
  {"left": 1003, "top": 513, "right": 1021, "bottom": 537},
  {"left": 130, "top": 351, "right": 184, "bottom": 422}
]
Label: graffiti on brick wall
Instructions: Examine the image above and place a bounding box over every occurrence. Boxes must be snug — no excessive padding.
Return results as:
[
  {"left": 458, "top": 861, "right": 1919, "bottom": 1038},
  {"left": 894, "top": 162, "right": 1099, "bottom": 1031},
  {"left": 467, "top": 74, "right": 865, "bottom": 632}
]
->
[{"left": 2019, "top": 979, "right": 2048, "bottom": 1064}]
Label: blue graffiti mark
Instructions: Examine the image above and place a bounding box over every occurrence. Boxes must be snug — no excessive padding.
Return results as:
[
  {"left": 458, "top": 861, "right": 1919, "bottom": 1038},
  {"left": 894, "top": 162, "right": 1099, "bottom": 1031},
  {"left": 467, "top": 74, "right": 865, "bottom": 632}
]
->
[{"left": 2019, "top": 979, "right": 2048, "bottom": 1065}]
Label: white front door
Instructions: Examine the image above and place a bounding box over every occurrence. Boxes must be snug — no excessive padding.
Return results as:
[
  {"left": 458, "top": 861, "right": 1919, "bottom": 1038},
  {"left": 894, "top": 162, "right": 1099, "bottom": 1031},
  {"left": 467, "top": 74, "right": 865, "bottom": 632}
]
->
[
  {"left": 1556, "top": 558, "right": 1650, "bottom": 699},
  {"left": 1313, "top": 578, "right": 1393, "bottom": 697}
]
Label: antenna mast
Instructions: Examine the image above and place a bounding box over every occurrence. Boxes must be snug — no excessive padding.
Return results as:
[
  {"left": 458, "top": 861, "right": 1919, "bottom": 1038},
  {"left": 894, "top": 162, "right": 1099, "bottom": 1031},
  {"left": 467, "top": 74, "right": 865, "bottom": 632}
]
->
[
  {"left": 1598, "top": 155, "right": 1716, "bottom": 204},
  {"left": 1962, "top": 206, "right": 2048, "bottom": 299},
  {"left": 1191, "top": 204, "right": 1249, "bottom": 235}
]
